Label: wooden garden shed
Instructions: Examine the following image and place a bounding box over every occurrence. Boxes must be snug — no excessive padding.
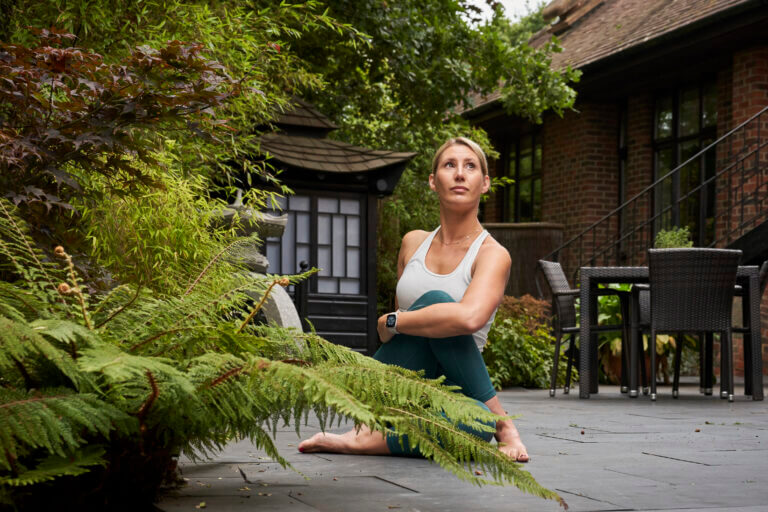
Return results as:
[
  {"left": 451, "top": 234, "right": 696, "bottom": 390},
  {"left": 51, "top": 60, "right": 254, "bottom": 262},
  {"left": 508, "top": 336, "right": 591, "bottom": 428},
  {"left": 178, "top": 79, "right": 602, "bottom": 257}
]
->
[{"left": 259, "top": 99, "right": 415, "bottom": 354}]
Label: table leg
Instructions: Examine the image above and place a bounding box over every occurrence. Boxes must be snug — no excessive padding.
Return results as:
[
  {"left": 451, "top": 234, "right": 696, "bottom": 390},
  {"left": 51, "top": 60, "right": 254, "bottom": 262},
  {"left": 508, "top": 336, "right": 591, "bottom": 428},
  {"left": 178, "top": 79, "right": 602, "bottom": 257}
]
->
[
  {"left": 704, "top": 333, "right": 713, "bottom": 395},
  {"left": 742, "top": 297, "right": 752, "bottom": 396},
  {"left": 748, "top": 274, "right": 763, "bottom": 400},
  {"left": 579, "top": 276, "right": 591, "bottom": 399},
  {"left": 590, "top": 286, "right": 599, "bottom": 394},
  {"left": 629, "top": 289, "right": 639, "bottom": 397}
]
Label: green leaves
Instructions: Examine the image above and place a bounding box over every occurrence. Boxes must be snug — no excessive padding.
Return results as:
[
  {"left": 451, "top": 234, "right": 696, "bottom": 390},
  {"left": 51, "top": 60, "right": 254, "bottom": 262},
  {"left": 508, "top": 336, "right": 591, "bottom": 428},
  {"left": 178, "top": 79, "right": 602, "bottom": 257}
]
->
[
  {"left": 0, "top": 199, "right": 563, "bottom": 508},
  {"left": 0, "top": 445, "right": 107, "bottom": 487},
  {"left": 0, "top": 388, "right": 132, "bottom": 472},
  {"left": 0, "top": 3, "right": 567, "bottom": 505},
  {"left": 498, "top": 37, "right": 581, "bottom": 124},
  {"left": 483, "top": 296, "right": 572, "bottom": 390},
  {"left": 654, "top": 226, "right": 694, "bottom": 248}
]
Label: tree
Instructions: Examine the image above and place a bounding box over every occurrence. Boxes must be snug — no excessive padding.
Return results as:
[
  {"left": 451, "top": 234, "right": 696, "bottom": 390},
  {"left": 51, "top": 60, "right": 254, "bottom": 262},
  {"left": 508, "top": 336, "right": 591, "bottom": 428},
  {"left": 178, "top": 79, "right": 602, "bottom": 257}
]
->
[
  {"left": 286, "top": 0, "right": 579, "bottom": 312},
  {"left": 0, "top": 28, "right": 237, "bottom": 211},
  {"left": 3, "top": 0, "right": 353, "bottom": 204}
]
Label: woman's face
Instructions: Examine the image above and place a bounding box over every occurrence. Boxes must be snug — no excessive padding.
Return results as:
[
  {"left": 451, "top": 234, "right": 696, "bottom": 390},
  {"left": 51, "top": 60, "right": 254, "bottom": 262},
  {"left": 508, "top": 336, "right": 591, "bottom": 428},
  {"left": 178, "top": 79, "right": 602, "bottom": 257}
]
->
[{"left": 429, "top": 144, "right": 489, "bottom": 207}]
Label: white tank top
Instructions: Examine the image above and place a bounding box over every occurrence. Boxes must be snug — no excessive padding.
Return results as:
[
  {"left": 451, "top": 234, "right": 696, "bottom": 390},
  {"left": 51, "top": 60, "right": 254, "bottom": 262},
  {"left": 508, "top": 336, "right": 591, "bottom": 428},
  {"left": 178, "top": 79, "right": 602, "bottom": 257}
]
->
[{"left": 395, "top": 227, "right": 497, "bottom": 351}]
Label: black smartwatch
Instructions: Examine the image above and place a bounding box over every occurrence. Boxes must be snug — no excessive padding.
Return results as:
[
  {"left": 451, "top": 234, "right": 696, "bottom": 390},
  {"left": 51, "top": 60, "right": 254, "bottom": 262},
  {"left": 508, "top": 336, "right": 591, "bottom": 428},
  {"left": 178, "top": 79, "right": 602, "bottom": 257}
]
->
[{"left": 385, "top": 311, "right": 399, "bottom": 335}]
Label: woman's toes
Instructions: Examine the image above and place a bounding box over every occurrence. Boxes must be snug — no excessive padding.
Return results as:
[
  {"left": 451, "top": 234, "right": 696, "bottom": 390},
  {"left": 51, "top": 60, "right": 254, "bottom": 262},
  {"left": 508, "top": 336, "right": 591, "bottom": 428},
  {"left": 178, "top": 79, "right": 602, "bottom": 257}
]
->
[
  {"left": 298, "top": 433, "right": 327, "bottom": 453},
  {"left": 498, "top": 442, "right": 529, "bottom": 462}
]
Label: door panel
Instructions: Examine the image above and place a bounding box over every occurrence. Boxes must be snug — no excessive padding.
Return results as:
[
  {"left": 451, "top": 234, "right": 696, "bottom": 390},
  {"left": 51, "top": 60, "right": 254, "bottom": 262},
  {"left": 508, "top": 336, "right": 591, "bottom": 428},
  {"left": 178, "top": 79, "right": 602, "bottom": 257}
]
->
[{"left": 265, "top": 192, "right": 371, "bottom": 352}]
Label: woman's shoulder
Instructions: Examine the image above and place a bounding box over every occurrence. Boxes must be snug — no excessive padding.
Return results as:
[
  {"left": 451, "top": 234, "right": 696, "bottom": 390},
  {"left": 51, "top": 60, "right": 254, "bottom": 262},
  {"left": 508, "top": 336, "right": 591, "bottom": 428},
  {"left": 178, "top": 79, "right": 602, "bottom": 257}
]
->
[
  {"left": 402, "top": 229, "right": 432, "bottom": 246},
  {"left": 401, "top": 229, "right": 432, "bottom": 252},
  {"left": 477, "top": 233, "right": 511, "bottom": 267},
  {"left": 399, "top": 229, "right": 432, "bottom": 264}
]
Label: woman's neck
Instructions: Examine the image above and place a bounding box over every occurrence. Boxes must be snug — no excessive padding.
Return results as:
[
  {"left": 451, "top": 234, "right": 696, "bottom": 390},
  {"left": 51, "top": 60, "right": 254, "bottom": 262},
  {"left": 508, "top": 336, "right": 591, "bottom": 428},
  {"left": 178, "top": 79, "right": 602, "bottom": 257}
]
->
[{"left": 438, "top": 209, "right": 482, "bottom": 244}]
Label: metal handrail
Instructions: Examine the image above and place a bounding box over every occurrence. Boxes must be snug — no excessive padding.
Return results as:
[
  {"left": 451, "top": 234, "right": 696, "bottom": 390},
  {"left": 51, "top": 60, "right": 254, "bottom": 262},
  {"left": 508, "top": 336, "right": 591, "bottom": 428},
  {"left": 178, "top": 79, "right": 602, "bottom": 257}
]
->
[{"left": 544, "top": 104, "right": 768, "bottom": 279}]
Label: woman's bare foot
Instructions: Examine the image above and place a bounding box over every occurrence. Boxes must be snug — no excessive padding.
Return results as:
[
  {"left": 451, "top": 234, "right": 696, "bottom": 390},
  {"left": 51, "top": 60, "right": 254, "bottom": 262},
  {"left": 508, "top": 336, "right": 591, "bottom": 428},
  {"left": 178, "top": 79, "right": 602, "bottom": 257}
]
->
[
  {"left": 484, "top": 396, "right": 529, "bottom": 462},
  {"left": 497, "top": 436, "right": 529, "bottom": 462},
  {"left": 298, "top": 425, "right": 390, "bottom": 455}
]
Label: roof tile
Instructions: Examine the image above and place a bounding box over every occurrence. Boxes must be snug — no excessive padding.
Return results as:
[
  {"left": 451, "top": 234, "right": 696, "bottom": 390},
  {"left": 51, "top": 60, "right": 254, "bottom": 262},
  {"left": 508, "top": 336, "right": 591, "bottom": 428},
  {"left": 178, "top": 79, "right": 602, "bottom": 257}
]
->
[{"left": 260, "top": 134, "right": 416, "bottom": 173}]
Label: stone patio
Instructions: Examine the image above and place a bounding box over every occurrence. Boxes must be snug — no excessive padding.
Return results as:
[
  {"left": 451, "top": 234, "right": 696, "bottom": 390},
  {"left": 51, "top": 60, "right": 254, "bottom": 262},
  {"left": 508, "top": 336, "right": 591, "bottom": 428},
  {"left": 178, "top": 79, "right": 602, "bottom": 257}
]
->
[{"left": 158, "top": 382, "right": 768, "bottom": 512}]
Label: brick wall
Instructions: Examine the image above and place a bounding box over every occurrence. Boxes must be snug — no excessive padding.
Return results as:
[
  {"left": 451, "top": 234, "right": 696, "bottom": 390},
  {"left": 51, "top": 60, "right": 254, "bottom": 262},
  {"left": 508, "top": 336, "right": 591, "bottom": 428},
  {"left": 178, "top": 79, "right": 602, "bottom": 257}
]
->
[
  {"left": 718, "top": 46, "right": 768, "bottom": 241},
  {"left": 730, "top": 46, "right": 768, "bottom": 379},
  {"left": 622, "top": 93, "right": 655, "bottom": 265},
  {"left": 540, "top": 101, "right": 620, "bottom": 276},
  {"left": 732, "top": 46, "right": 768, "bottom": 125},
  {"left": 707, "top": 46, "right": 768, "bottom": 379}
]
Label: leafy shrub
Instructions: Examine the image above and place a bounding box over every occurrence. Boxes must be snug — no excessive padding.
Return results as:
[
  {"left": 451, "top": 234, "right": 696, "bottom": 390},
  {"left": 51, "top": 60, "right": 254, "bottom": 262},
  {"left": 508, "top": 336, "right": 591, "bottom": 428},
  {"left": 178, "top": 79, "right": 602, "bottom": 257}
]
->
[
  {"left": 73, "top": 161, "right": 235, "bottom": 294},
  {"left": 654, "top": 227, "right": 694, "bottom": 248},
  {"left": 0, "top": 29, "right": 238, "bottom": 214},
  {"left": 593, "top": 283, "right": 629, "bottom": 383},
  {"left": 483, "top": 295, "right": 573, "bottom": 390}
]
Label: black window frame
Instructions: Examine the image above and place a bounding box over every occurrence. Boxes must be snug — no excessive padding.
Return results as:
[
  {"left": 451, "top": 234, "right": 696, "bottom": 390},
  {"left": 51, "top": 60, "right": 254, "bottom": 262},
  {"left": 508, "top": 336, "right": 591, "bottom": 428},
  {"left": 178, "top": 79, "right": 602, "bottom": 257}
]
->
[
  {"left": 652, "top": 79, "right": 718, "bottom": 246},
  {"left": 504, "top": 133, "right": 543, "bottom": 223}
]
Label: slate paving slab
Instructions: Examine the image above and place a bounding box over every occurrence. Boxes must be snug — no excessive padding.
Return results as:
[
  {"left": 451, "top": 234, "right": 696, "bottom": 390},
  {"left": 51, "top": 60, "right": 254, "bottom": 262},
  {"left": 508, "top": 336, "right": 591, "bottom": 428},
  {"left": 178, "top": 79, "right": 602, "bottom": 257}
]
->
[{"left": 158, "top": 383, "right": 768, "bottom": 512}]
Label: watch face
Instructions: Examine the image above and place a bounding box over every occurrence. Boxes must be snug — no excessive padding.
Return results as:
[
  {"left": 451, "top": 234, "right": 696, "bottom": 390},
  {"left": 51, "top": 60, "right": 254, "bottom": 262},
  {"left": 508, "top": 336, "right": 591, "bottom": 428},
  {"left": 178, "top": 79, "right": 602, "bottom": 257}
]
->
[{"left": 386, "top": 314, "right": 397, "bottom": 328}]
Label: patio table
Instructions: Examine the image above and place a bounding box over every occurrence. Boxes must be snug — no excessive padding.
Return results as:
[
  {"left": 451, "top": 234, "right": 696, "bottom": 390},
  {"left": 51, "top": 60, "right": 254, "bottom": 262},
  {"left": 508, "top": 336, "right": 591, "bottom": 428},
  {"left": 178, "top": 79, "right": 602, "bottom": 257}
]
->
[{"left": 578, "top": 265, "right": 763, "bottom": 400}]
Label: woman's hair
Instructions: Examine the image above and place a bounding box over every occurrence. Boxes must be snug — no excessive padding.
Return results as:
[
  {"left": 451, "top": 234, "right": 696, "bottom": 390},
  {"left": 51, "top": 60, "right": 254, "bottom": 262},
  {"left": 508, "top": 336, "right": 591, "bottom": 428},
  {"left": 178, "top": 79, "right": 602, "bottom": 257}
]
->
[{"left": 431, "top": 137, "right": 489, "bottom": 176}]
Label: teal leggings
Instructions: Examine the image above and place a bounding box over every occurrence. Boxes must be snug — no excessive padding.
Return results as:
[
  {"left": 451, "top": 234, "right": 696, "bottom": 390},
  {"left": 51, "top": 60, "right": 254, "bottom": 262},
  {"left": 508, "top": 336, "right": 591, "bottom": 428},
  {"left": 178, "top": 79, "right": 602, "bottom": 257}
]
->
[{"left": 373, "top": 290, "right": 497, "bottom": 456}]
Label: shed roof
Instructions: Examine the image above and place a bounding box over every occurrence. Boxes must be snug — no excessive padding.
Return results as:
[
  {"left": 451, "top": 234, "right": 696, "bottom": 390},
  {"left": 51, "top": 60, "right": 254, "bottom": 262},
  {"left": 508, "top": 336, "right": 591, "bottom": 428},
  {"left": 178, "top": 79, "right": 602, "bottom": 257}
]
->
[
  {"left": 465, "top": 0, "right": 754, "bottom": 112},
  {"left": 274, "top": 97, "right": 338, "bottom": 132},
  {"left": 260, "top": 133, "right": 416, "bottom": 173}
]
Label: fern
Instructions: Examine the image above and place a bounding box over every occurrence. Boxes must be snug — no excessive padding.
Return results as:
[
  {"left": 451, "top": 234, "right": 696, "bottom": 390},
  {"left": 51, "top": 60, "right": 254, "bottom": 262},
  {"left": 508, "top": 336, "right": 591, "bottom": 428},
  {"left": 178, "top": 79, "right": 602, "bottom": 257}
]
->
[
  {"left": 0, "top": 388, "right": 132, "bottom": 472},
  {"left": 0, "top": 446, "right": 107, "bottom": 487},
  {"left": 0, "top": 198, "right": 564, "bottom": 508}
]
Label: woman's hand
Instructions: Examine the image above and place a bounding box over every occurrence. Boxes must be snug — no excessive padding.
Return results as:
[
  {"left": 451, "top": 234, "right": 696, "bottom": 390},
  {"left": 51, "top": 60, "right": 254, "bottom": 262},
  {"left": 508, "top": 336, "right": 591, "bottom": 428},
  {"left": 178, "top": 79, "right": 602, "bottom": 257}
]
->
[{"left": 377, "top": 314, "right": 395, "bottom": 344}]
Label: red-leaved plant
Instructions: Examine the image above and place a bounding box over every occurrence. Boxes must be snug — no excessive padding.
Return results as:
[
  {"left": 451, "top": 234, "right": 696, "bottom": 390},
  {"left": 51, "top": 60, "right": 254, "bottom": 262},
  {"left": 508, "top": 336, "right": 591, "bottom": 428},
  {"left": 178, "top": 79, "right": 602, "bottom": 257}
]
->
[{"left": 0, "top": 27, "right": 240, "bottom": 212}]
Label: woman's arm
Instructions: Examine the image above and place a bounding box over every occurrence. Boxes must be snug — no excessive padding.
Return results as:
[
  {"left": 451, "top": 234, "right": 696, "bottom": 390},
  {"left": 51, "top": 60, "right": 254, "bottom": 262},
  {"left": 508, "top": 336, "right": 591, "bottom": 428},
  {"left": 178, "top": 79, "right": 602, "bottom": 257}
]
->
[{"left": 378, "top": 239, "right": 510, "bottom": 342}]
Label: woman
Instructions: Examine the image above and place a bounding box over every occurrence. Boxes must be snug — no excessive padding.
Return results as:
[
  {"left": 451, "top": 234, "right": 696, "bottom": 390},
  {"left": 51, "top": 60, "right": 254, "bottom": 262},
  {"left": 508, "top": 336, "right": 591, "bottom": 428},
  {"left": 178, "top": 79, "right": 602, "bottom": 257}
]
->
[{"left": 299, "top": 137, "right": 529, "bottom": 462}]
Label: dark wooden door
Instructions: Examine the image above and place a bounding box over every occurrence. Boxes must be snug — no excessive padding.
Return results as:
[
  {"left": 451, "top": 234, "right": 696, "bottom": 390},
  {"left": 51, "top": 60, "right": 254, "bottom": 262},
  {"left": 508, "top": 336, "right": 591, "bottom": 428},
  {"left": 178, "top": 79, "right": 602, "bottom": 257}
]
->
[{"left": 265, "top": 191, "right": 374, "bottom": 353}]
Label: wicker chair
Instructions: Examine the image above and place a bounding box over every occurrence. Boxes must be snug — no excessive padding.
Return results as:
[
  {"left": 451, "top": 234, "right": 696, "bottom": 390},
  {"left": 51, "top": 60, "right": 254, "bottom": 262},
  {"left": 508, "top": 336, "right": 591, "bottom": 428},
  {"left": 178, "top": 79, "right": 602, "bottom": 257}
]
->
[
  {"left": 636, "top": 259, "right": 766, "bottom": 399},
  {"left": 538, "top": 260, "right": 631, "bottom": 397},
  {"left": 647, "top": 248, "right": 742, "bottom": 401}
]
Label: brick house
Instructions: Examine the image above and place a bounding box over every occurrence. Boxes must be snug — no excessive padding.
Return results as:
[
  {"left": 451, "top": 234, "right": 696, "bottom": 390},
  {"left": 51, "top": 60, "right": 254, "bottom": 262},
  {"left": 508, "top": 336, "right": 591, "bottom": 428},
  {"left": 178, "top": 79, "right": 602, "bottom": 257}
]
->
[{"left": 463, "top": 0, "right": 768, "bottom": 374}]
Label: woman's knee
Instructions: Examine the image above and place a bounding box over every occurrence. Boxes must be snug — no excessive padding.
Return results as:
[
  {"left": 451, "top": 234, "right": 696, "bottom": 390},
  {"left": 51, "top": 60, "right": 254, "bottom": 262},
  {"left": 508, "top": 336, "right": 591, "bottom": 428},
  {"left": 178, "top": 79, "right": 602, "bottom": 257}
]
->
[{"left": 409, "top": 290, "right": 456, "bottom": 311}]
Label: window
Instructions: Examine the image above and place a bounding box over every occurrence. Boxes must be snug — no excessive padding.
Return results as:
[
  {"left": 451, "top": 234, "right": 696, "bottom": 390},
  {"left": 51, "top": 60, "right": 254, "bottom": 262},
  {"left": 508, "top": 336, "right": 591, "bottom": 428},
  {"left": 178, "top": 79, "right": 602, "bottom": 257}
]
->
[
  {"left": 506, "top": 134, "right": 542, "bottom": 222},
  {"left": 265, "top": 194, "right": 363, "bottom": 295},
  {"left": 653, "top": 81, "right": 717, "bottom": 245}
]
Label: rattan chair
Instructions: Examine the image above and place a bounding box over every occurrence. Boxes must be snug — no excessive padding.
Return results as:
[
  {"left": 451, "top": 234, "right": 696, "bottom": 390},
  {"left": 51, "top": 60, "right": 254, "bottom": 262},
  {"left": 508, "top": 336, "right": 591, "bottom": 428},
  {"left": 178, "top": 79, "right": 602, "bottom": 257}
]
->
[
  {"left": 538, "top": 260, "right": 631, "bottom": 397},
  {"left": 637, "top": 260, "right": 766, "bottom": 399},
  {"left": 647, "top": 248, "right": 742, "bottom": 401}
]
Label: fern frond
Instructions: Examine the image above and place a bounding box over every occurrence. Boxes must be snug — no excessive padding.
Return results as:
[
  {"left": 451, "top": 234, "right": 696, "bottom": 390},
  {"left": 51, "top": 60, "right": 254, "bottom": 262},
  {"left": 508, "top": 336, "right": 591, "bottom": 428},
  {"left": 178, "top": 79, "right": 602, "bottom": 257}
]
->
[
  {"left": 0, "top": 388, "right": 133, "bottom": 472},
  {"left": 382, "top": 405, "right": 562, "bottom": 503},
  {"left": 31, "top": 318, "right": 102, "bottom": 351},
  {"left": 246, "top": 357, "right": 376, "bottom": 427},
  {"left": 320, "top": 364, "right": 499, "bottom": 433},
  {"left": 0, "top": 446, "right": 107, "bottom": 487},
  {"left": 0, "top": 282, "right": 50, "bottom": 321},
  {"left": 77, "top": 344, "right": 196, "bottom": 401},
  {"left": 93, "top": 284, "right": 142, "bottom": 328},
  {"left": 0, "top": 200, "right": 65, "bottom": 313},
  {"left": 0, "top": 313, "right": 88, "bottom": 389}
]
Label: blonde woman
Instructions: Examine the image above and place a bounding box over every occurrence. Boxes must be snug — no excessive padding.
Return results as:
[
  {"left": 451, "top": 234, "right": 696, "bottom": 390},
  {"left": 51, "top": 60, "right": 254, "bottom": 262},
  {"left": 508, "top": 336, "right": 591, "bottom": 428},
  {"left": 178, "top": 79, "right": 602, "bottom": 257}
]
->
[{"left": 299, "top": 137, "right": 529, "bottom": 462}]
